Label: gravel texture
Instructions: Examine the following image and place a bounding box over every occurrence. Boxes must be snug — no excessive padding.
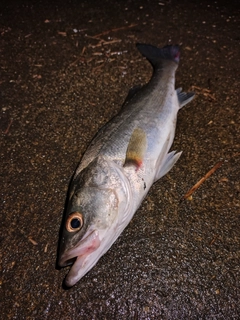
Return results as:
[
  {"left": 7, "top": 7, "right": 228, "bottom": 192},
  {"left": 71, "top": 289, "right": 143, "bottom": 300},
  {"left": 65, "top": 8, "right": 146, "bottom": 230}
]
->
[{"left": 1, "top": 0, "right": 239, "bottom": 319}]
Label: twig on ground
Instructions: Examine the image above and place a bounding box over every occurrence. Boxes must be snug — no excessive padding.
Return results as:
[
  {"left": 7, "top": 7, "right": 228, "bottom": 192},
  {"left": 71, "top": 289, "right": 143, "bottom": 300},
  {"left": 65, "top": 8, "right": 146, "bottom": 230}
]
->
[
  {"left": 191, "top": 85, "right": 216, "bottom": 101},
  {"left": 3, "top": 119, "right": 13, "bottom": 134},
  {"left": 181, "top": 161, "right": 223, "bottom": 201},
  {"left": 91, "top": 23, "right": 137, "bottom": 39},
  {"left": 28, "top": 237, "right": 38, "bottom": 246}
]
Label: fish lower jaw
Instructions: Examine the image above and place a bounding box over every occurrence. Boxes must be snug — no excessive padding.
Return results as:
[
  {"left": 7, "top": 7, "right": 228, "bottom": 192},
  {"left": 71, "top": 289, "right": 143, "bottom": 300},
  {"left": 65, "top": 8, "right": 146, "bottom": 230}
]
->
[
  {"left": 59, "top": 229, "right": 100, "bottom": 267},
  {"left": 62, "top": 228, "right": 120, "bottom": 286},
  {"left": 59, "top": 256, "right": 76, "bottom": 268},
  {"left": 64, "top": 254, "right": 90, "bottom": 287}
]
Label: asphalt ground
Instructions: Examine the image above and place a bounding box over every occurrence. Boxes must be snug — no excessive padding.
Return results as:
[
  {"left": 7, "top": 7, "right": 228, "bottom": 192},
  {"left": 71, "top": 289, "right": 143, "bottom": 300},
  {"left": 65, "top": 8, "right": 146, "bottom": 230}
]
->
[{"left": 1, "top": 0, "right": 239, "bottom": 319}]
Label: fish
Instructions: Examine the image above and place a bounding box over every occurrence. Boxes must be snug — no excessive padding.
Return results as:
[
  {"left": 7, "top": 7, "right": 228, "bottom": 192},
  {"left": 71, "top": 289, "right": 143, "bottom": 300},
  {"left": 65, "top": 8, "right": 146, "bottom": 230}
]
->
[{"left": 58, "top": 43, "right": 195, "bottom": 287}]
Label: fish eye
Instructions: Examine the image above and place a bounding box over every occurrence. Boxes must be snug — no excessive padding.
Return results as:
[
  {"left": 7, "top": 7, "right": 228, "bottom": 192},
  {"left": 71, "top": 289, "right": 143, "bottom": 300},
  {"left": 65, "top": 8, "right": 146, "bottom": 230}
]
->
[{"left": 66, "top": 212, "right": 84, "bottom": 232}]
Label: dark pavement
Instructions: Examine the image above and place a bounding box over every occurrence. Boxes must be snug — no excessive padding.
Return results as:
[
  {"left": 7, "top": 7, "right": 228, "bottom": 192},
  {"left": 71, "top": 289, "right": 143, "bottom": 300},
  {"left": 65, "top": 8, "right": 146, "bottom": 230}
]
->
[{"left": 1, "top": 0, "right": 239, "bottom": 319}]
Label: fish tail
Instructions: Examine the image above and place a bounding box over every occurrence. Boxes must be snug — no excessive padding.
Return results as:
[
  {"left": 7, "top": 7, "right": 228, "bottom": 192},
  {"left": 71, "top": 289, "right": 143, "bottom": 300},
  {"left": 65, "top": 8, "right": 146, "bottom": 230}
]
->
[{"left": 136, "top": 43, "right": 180, "bottom": 68}]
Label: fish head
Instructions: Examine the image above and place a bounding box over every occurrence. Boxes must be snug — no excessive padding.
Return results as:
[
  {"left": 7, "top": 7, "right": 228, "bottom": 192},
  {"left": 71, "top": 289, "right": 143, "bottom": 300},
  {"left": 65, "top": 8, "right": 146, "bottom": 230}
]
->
[{"left": 58, "top": 156, "right": 131, "bottom": 287}]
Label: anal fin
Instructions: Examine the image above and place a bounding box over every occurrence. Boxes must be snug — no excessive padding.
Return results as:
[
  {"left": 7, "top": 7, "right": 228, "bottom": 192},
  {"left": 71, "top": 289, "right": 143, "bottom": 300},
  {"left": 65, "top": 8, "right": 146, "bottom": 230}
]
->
[{"left": 177, "top": 87, "right": 195, "bottom": 108}]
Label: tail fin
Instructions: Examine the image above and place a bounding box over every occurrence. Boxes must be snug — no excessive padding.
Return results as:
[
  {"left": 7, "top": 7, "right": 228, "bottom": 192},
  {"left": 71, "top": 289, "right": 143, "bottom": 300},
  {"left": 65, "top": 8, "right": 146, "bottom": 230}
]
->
[{"left": 136, "top": 44, "right": 180, "bottom": 68}]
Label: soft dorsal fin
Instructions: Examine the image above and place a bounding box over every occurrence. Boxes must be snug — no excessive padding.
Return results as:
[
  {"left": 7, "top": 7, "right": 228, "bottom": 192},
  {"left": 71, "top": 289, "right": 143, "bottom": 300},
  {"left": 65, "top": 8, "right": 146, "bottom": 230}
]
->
[
  {"left": 123, "top": 85, "right": 142, "bottom": 105},
  {"left": 124, "top": 128, "right": 147, "bottom": 169}
]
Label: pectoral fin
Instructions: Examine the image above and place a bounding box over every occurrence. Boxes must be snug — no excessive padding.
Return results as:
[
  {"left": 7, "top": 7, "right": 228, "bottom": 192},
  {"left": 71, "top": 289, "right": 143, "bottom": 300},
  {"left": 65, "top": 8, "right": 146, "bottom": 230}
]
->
[
  {"left": 124, "top": 128, "right": 147, "bottom": 169},
  {"left": 154, "top": 150, "right": 182, "bottom": 182}
]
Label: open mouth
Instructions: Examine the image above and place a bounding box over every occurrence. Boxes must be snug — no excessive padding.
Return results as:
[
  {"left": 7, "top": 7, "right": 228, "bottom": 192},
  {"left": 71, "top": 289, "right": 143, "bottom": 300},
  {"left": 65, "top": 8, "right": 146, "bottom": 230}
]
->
[
  {"left": 59, "top": 229, "right": 100, "bottom": 267},
  {"left": 58, "top": 229, "right": 101, "bottom": 287}
]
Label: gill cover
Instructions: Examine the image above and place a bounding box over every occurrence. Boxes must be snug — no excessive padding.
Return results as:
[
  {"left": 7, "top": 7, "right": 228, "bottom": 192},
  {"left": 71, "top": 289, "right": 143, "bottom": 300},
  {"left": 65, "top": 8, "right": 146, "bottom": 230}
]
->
[{"left": 58, "top": 156, "right": 133, "bottom": 284}]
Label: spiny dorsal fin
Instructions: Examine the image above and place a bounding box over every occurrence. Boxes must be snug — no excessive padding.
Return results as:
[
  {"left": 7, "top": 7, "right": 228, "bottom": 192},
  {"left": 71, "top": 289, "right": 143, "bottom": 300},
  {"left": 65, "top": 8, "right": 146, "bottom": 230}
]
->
[{"left": 124, "top": 127, "right": 147, "bottom": 169}]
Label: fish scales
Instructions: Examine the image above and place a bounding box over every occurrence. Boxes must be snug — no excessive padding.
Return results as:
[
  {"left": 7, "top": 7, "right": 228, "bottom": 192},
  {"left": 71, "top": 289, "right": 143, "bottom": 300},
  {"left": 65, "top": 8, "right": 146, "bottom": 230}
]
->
[{"left": 77, "top": 60, "right": 176, "bottom": 171}]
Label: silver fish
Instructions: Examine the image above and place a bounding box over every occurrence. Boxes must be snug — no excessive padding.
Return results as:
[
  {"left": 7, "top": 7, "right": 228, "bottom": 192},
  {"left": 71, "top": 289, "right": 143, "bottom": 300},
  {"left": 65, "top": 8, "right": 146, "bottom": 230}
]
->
[{"left": 58, "top": 44, "right": 195, "bottom": 287}]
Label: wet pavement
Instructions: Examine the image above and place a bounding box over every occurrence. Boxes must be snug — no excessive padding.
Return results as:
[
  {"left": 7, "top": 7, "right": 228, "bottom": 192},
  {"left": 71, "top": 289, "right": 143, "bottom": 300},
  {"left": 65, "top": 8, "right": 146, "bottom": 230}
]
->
[{"left": 1, "top": 0, "right": 240, "bottom": 319}]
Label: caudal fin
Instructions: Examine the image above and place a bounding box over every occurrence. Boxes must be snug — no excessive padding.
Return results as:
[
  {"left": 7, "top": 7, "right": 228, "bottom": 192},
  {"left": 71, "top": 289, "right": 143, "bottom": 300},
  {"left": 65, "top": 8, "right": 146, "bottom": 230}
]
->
[{"left": 136, "top": 43, "right": 180, "bottom": 68}]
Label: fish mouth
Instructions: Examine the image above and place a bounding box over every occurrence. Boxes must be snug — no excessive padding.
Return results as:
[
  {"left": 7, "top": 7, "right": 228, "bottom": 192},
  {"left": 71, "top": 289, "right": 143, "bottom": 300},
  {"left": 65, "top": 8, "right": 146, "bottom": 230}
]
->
[{"left": 58, "top": 229, "right": 101, "bottom": 287}]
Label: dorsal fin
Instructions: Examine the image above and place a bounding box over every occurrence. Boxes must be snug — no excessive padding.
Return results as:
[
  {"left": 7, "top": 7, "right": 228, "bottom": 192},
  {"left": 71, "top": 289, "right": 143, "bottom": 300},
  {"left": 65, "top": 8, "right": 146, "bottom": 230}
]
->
[
  {"left": 124, "top": 128, "right": 147, "bottom": 169},
  {"left": 123, "top": 85, "right": 142, "bottom": 105}
]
